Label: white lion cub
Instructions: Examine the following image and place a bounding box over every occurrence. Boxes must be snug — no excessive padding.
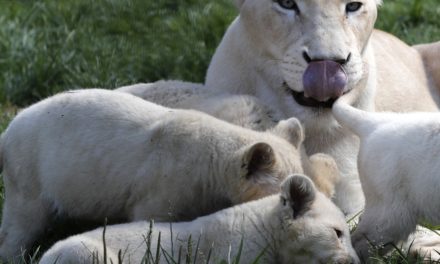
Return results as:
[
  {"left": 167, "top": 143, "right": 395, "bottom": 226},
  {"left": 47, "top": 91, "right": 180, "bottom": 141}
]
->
[
  {"left": 118, "top": 81, "right": 341, "bottom": 198},
  {"left": 0, "top": 89, "right": 306, "bottom": 260},
  {"left": 40, "top": 174, "right": 359, "bottom": 264},
  {"left": 333, "top": 98, "right": 440, "bottom": 260}
]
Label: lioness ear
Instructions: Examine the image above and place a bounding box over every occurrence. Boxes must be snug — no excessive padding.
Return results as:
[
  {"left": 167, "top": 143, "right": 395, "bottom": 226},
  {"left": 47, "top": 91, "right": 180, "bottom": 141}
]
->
[
  {"left": 242, "top": 142, "right": 275, "bottom": 178},
  {"left": 271, "top": 118, "right": 304, "bottom": 148},
  {"left": 280, "top": 174, "right": 316, "bottom": 218},
  {"left": 233, "top": 0, "right": 246, "bottom": 9}
]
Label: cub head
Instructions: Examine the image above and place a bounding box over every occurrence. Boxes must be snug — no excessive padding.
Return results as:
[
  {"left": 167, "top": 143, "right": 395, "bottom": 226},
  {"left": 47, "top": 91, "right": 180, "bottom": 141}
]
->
[
  {"left": 233, "top": 0, "right": 381, "bottom": 121},
  {"left": 229, "top": 117, "right": 304, "bottom": 203},
  {"left": 277, "top": 174, "right": 359, "bottom": 263}
]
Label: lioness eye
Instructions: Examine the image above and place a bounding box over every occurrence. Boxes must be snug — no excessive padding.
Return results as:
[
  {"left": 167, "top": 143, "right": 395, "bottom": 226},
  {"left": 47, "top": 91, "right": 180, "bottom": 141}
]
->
[
  {"left": 277, "top": 0, "right": 299, "bottom": 12},
  {"left": 346, "top": 2, "right": 363, "bottom": 13}
]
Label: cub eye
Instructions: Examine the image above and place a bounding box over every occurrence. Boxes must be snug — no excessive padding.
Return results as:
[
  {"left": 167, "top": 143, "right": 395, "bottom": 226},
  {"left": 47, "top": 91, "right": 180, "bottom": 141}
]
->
[
  {"left": 346, "top": 2, "right": 363, "bottom": 13},
  {"left": 277, "top": 0, "right": 299, "bottom": 12},
  {"left": 334, "top": 228, "right": 343, "bottom": 238}
]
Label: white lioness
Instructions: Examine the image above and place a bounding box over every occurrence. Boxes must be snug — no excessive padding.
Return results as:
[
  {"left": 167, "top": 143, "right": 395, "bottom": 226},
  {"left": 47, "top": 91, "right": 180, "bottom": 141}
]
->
[
  {"left": 206, "top": 0, "right": 440, "bottom": 217},
  {"left": 0, "top": 89, "right": 336, "bottom": 260},
  {"left": 333, "top": 98, "right": 440, "bottom": 261},
  {"left": 205, "top": 0, "right": 440, "bottom": 258},
  {"left": 40, "top": 174, "right": 359, "bottom": 264}
]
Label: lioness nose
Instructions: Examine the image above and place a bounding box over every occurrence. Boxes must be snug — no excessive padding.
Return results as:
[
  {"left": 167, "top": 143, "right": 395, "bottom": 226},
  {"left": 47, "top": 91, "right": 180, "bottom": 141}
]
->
[{"left": 303, "top": 51, "right": 351, "bottom": 65}]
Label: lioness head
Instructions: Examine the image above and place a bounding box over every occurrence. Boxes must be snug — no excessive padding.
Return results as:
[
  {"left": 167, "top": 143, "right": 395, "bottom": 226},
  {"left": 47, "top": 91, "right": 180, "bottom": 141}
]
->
[{"left": 233, "top": 0, "right": 381, "bottom": 115}]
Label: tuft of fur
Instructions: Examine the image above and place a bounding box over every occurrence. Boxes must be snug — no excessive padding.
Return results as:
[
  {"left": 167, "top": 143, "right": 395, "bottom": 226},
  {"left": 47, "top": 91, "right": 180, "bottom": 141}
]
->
[
  {"left": 333, "top": 97, "right": 383, "bottom": 137},
  {"left": 303, "top": 153, "right": 340, "bottom": 198}
]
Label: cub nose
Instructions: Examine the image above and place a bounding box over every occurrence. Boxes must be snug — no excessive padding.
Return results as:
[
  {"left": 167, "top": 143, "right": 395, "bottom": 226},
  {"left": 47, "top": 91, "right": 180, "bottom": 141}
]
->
[{"left": 303, "top": 51, "right": 352, "bottom": 65}]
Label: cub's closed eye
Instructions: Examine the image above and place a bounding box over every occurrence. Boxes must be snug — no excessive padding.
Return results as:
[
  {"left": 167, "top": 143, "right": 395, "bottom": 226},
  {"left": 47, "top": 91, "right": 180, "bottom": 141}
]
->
[
  {"left": 346, "top": 2, "right": 363, "bottom": 13},
  {"left": 277, "top": 0, "right": 300, "bottom": 13}
]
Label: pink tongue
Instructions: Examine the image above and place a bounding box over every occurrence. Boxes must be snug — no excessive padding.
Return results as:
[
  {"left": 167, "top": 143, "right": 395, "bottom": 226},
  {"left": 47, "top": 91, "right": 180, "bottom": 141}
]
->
[{"left": 302, "top": 61, "right": 348, "bottom": 102}]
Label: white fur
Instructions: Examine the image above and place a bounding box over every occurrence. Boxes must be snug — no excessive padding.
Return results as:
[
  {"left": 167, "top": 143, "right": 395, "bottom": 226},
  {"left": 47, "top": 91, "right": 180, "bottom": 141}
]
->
[
  {"left": 0, "top": 89, "right": 306, "bottom": 260},
  {"left": 116, "top": 80, "right": 280, "bottom": 131},
  {"left": 40, "top": 175, "right": 359, "bottom": 264},
  {"left": 333, "top": 98, "right": 440, "bottom": 260}
]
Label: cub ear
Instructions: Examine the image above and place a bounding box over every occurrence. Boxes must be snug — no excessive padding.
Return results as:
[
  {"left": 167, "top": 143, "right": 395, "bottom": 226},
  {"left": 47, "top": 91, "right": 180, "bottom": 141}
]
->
[
  {"left": 271, "top": 118, "right": 304, "bottom": 148},
  {"left": 234, "top": 0, "right": 246, "bottom": 9},
  {"left": 242, "top": 142, "right": 275, "bottom": 178},
  {"left": 280, "top": 174, "right": 316, "bottom": 218}
]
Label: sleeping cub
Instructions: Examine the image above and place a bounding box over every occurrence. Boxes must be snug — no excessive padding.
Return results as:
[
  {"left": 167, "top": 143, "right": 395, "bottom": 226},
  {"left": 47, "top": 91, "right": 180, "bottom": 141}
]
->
[{"left": 40, "top": 175, "right": 359, "bottom": 264}]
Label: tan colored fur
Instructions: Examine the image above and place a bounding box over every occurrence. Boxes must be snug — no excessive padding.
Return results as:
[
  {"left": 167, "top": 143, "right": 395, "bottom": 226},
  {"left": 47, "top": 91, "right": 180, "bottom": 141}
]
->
[{"left": 304, "top": 153, "right": 340, "bottom": 199}]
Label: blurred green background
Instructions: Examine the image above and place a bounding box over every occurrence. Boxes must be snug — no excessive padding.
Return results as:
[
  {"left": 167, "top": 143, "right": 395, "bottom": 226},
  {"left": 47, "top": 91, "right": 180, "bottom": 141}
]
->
[{"left": 0, "top": 0, "right": 439, "bottom": 108}]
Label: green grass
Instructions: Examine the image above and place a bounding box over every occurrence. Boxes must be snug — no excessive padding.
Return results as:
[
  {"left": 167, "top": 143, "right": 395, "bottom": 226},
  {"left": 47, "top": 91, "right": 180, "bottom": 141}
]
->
[
  {"left": 0, "top": 0, "right": 236, "bottom": 106},
  {"left": 0, "top": 0, "right": 439, "bottom": 263},
  {"left": 375, "top": 0, "right": 440, "bottom": 44}
]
